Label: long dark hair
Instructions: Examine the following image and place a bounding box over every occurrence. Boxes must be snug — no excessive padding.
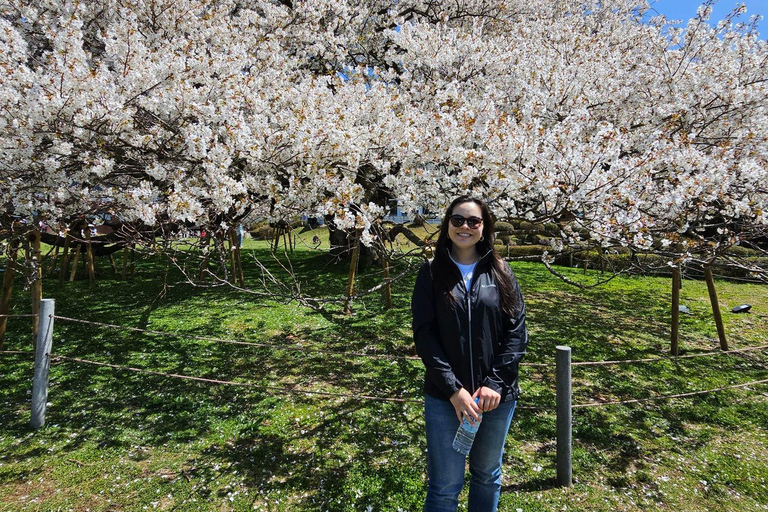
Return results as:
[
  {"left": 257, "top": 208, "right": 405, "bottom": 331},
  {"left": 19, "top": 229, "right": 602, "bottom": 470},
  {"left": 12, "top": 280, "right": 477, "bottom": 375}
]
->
[{"left": 432, "top": 196, "right": 518, "bottom": 316}]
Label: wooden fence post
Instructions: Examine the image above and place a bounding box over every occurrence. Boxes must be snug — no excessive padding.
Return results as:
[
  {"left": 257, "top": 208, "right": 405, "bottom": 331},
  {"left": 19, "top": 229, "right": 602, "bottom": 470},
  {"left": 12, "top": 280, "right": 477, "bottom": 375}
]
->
[
  {"left": 671, "top": 266, "right": 681, "bottom": 356},
  {"left": 0, "top": 238, "right": 20, "bottom": 348},
  {"left": 704, "top": 266, "right": 729, "bottom": 351},
  {"left": 84, "top": 229, "right": 97, "bottom": 289},
  {"left": 557, "top": 346, "right": 573, "bottom": 487},
  {"left": 382, "top": 256, "right": 393, "bottom": 309},
  {"left": 344, "top": 230, "right": 362, "bottom": 316},
  {"left": 68, "top": 245, "right": 81, "bottom": 282},
  {"left": 58, "top": 233, "right": 72, "bottom": 285},
  {"left": 31, "top": 299, "right": 55, "bottom": 429},
  {"left": 28, "top": 230, "right": 42, "bottom": 349}
]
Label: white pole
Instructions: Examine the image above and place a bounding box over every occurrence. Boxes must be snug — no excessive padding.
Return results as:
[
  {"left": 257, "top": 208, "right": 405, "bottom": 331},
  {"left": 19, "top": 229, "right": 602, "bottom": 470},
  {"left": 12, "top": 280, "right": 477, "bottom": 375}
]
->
[
  {"left": 31, "top": 299, "right": 55, "bottom": 429},
  {"left": 556, "top": 345, "right": 573, "bottom": 487}
]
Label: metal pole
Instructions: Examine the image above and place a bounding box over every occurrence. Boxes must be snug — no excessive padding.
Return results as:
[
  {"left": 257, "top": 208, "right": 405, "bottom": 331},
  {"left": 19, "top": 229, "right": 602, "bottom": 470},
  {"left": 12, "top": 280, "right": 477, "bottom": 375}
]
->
[
  {"left": 556, "top": 345, "right": 573, "bottom": 487},
  {"left": 31, "top": 299, "right": 55, "bottom": 429}
]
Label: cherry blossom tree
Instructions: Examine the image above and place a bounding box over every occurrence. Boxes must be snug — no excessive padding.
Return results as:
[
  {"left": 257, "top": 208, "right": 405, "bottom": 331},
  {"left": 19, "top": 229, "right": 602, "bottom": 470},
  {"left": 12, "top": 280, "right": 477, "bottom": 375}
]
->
[{"left": 1, "top": 0, "right": 766, "bottom": 285}]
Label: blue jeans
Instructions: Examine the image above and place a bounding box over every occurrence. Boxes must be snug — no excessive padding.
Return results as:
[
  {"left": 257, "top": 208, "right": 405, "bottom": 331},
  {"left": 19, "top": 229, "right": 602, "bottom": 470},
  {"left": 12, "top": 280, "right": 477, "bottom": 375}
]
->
[{"left": 423, "top": 394, "right": 516, "bottom": 512}]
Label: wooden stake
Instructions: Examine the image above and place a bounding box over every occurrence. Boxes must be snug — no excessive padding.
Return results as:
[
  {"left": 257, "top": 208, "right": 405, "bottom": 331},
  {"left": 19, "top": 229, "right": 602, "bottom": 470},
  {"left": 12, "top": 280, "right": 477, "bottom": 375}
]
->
[
  {"left": 671, "top": 265, "right": 681, "bottom": 356},
  {"left": 84, "top": 229, "right": 97, "bottom": 289},
  {"left": 129, "top": 244, "right": 135, "bottom": 278},
  {"left": 382, "top": 256, "right": 393, "bottom": 309},
  {"left": 47, "top": 244, "right": 60, "bottom": 277},
  {"left": 344, "top": 230, "right": 362, "bottom": 316},
  {"left": 69, "top": 245, "right": 81, "bottom": 282},
  {"left": 108, "top": 254, "right": 118, "bottom": 274},
  {"left": 272, "top": 228, "right": 280, "bottom": 253},
  {"left": 0, "top": 238, "right": 19, "bottom": 349},
  {"left": 121, "top": 245, "right": 129, "bottom": 280},
  {"left": 199, "top": 234, "right": 211, "bottom": 282},
  {"left": 236, "top": 237, "right": 244, "bottom": 287},
  {"left": 704, "top": 266, "right": 729, "bottom": 351},
  {"left": 229, "top": 229, "right": 244, "bottom": 287},
  {"left": 59, "top": 234, "right": 72, "bottom": 285},
  {"left": 28, "top": 230, "right": 42, "bottom": 349},
  {"left": 228, "top": 229, "right": 238, "bottom": 281}
]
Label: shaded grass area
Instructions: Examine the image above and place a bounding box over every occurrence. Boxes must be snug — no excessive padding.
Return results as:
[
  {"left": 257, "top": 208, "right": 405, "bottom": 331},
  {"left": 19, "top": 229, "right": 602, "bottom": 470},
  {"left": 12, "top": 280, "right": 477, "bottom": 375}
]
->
[{"left": 0, "top": 244, "right": 767, "bottom": 511}]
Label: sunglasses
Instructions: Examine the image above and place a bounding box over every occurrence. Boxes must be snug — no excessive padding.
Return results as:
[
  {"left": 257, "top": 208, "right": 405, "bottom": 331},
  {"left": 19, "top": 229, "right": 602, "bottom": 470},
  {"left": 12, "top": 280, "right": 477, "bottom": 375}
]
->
[{"left": 449, "top": 215, "right": 483, "bottom": 229}]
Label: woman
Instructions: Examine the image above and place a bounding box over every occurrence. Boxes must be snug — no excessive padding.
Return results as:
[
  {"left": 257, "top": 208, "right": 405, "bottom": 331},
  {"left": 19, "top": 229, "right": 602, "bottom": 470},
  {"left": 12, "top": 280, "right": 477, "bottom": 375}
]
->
[{"left": 412, "top": 196, "right": 528, "bottom": 512}]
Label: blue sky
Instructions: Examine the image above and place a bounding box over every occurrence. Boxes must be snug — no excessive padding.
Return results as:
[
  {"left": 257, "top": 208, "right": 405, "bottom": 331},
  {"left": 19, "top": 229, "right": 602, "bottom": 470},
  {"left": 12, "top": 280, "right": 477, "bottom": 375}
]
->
[{"left": 649, "top": 0, "right": 767, "bottom": 37}]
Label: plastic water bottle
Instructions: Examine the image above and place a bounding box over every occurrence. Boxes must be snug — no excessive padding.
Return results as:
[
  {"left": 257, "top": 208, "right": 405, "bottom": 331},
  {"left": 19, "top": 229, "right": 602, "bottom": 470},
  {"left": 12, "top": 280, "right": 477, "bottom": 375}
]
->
[{"left": 452, "top": 399, "right": 482, "bottom": 456}]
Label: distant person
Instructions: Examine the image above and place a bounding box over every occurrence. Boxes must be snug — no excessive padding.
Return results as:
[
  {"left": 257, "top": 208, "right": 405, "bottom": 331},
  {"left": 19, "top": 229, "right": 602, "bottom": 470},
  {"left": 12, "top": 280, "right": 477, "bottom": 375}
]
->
[{"left": 411, "top": 195, "right": 528, "bottom": 512}]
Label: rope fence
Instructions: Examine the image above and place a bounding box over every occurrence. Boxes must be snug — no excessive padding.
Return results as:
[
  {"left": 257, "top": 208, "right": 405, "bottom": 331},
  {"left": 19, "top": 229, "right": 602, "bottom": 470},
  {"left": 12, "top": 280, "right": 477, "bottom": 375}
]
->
[
  {"left": 571, "top": 343, "right": 768, "bottom": 366},
  {"left": 572, "top": 378, "right": 768, "bottom": 408},
  {"left": 48, "top": 315, "right": 768, "bottom": 369},
  {"left": 52, "top": 315, "right": 422, "bottom": 362},
  {"left": 48, "top": 353, "right": 768, "bottom": 411},
  {"left": 18, "top": 300, "right": 768, "bottom": 488},
  {"left": 0, "top": 350, "right": 35, "bottom": 356},
  {"left": 52, "top": 355, "right": 425, "bottom": 404}
]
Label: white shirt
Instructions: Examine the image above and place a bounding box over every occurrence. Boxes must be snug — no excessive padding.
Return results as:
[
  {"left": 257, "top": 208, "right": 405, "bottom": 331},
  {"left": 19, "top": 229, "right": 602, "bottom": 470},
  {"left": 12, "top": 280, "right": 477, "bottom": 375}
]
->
[{"left": 449, "top": 254, "right": 478, "bottom": 290}]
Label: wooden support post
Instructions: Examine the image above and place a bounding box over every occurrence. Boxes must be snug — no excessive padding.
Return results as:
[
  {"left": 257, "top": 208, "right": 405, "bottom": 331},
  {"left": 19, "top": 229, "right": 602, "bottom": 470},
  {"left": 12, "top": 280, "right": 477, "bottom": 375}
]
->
[
  {"left": 671, "top": 266, "right": 681, "bottom": 356},
  {"left": 69, "top": 245, "right": 81, "bottom": 282},
  {"left": 129, "top": 244, "right": 135, "bottom": 278},
  {"left": 47, "top": 244, "right": 60, "bottom": 277},
  {"left": 31, "top": 299, "right": 55, "bottom": 429},
  {"left": 198, "top": 234, "right": 211, "bottom": 281},
  {"left": 343, "top": 230, "right": 362, "bottom": 316},
  {"left": 272, "top": 228, "right": 280, "bottom": 253},
  {"left": 108, "top": 254, "right": 118, "bottom": 274},
  {"left": 83, "top": 229, "right": 97, "bottom": 289},
  {"left": 556, "top": 346, "right": 573, "bottom": 487},
  {"left": 121, "top": 245, "right": 129, "bottom": 280},
  {"left": 704, "top": 266, "right": 729, "bottom": 351},
  {"left": 227, "top": 229, "right": 238, "bottom": 282},
  {"left": 58, "top": 234, "right": 72, "bottom": 285},
  {"left": 235, "top": 233, "right": 244, "bottom": 287},
  {"left": 28, "top": 230, "right": 42, "bottom": 349},
  {"left": 0, "top": 238, "right": 19, "bottom": 348},
  {"left": 382, "top": 256, "right": 393, "bottom": 309}
]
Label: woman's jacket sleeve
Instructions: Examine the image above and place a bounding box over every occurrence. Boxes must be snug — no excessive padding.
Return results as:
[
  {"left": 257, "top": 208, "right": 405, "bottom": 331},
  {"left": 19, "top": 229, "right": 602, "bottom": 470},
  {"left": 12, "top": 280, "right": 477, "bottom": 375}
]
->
[
  {"left": 482, "top": 268, "right": 528, "bottom": 396},
  {"left": 411, "top": 262, "right": 462, "bottom": 397}
]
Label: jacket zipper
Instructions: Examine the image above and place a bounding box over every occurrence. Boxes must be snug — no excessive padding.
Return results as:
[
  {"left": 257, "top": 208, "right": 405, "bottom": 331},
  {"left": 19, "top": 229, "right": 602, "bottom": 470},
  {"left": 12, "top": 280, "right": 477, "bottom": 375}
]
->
[{"left": 467, "top": 280, "right": 475, "bottom": 394}]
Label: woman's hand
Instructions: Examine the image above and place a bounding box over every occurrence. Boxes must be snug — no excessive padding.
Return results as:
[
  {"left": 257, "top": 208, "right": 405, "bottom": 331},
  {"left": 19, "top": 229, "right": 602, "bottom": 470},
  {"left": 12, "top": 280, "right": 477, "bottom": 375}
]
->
[
  {"left": 449, "top": 388, "right": 482, "bottom": 425},
  {"left": 473, "top": 386, "right": 501, "bottom": 412}
]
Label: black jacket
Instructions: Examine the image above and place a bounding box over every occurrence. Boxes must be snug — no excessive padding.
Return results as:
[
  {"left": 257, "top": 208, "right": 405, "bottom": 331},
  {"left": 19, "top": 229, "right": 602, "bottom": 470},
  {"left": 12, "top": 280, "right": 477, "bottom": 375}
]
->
[{"left": 411, "top": 252, "right": 528, "bottom": 402}]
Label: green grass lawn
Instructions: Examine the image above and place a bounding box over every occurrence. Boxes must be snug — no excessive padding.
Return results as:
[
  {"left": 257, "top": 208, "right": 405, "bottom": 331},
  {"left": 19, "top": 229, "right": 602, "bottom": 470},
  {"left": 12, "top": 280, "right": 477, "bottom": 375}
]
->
[{"left": 0, "top": 238, "right": 767, "bottom": 511}]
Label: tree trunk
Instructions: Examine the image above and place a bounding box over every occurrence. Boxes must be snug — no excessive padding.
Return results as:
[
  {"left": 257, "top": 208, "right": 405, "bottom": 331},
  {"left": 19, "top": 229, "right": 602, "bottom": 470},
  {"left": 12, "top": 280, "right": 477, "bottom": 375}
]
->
[{"left": 326, "top": 216, "right": 376, "bottom": 270}]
